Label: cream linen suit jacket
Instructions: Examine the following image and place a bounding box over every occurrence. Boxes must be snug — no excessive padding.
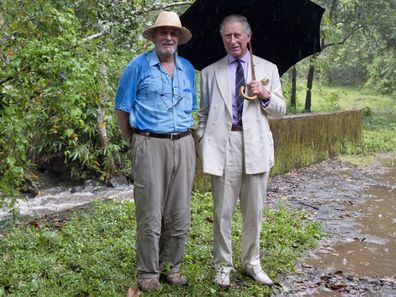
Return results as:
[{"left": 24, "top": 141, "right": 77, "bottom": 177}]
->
[{"left": 198, "top": 55, "right": 286, "bottom": 176}]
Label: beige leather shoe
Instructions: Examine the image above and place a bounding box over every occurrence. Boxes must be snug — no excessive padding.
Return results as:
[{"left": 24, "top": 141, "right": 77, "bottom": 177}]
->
[
  {"left": 244, "top": 266, "right": 273, "bottom": 286},
  {"left": 138, "top": 278, "right": 160, "bottom": 292}
]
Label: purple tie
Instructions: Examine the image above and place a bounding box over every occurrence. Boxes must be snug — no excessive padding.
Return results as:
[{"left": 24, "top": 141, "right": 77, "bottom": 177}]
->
[{"left": 235, "top": 60, "right": 245, "bottom": 126}]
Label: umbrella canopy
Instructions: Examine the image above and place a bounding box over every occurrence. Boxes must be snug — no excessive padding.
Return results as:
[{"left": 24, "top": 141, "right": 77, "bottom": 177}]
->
[{"left": 178, "top": 0, "right": 325, "bottom": 75}]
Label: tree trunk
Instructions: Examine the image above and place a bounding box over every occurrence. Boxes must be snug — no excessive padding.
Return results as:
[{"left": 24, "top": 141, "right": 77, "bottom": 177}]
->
[
  {"left": 304, "top": 55, "right": 317, "bottom": 112},
  {"left": 329, "top": 0, "right": 338, "bottom": 21},
  {"left": 305, "top": 65, "right": 314, "bottom": 112},
  {"left": 98, "top": 63, "right": 116, "bottom": 176},
  {"left": 291, "top": 65, "right": 297, "bottom": 109},
  {"left": 98, "top": 63, "right": 109, "bottom": 146}
]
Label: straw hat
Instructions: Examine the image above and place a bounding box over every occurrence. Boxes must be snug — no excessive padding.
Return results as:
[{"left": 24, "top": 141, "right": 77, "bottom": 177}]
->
[{"left": 143, "top": 11, "right": 192, "bottom": 45}]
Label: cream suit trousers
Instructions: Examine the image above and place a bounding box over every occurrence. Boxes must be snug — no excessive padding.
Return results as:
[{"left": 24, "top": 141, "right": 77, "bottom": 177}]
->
[{"left": 211, "top": 130, "right": 269, "bottom": 271}]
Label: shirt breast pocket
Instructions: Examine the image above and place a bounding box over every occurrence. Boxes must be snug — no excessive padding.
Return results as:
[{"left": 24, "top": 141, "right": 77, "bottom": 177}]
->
[
  {"left": 136, "top": 73, "right": 165, "bottom": 111},
  {"left": 136, "top": 91, "right": 165, "bottom": 114},
  {"left": 180, "top": 88, "right": 193, "bottom": 113}
]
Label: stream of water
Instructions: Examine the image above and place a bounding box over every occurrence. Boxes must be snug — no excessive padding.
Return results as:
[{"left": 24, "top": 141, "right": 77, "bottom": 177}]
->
[{"left": 0, "top": 184, "right": 134, "bottom": 228}]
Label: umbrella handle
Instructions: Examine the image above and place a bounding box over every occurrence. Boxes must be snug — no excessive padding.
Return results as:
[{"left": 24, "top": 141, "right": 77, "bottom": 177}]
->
[
  {"left": 239, "top": 42, "right": 258, "bottom": 100},
  {"left": 240, "top": 85, "right": 258, "bottom": 100}
]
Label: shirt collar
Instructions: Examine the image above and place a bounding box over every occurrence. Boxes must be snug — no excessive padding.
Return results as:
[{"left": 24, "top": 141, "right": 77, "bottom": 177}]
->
[
  {"left": 147, "top": 49, "right": 184, "bottom": 71},
  {"left": 227, "top": 50, "right": 250, "bottom": 65}
]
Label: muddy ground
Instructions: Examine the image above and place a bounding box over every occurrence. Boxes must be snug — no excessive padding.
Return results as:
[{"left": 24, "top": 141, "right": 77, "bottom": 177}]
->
[{"left": 267, "top": 153, "right": 396, "bottom": 296}]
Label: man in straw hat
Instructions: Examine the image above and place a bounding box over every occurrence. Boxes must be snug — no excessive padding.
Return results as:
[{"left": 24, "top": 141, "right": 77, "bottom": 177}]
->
[
  {"left": 198, "top": 15, "right": 286, "bottom": 288},
  {"left": 114, "top": 11, "right": 196, "bottom": 292}
]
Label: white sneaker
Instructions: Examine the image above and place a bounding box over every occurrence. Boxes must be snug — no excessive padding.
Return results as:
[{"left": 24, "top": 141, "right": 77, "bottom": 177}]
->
[
  {"left": 214, "top": 267, "right": 233, "bottom": 288},
  {"left": 244, "top": 265, "right": 273, "bottom": 286}
]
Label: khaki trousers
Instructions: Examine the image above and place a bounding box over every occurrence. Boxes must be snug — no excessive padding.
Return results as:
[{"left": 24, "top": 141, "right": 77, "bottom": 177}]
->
[
  {"left": 211, "top": 131, "right": 269, "bottom": 271},
  {"left": 131, "top": 133, "right": 195, "bottom": 279}
]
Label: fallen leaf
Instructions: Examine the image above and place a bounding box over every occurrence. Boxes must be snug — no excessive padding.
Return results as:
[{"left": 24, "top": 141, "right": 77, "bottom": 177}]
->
[
  {"left": 205, "top": 217, "right": 213, "bottom": 223},
  {"left": 126, "top": 287, "right": 140, "bottom": 297},
  {"left": 327, "top": 283, "right": 348, "bottom": 290},
  {"left": 3, "top": 253, "right": 11, "bottom": 261},
  {"left": 28, "top": 220, "right": 40, "bottom": 228}
]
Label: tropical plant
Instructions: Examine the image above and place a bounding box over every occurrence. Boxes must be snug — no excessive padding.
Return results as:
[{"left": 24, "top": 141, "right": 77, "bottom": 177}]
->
[{"left": 0, "top": 0, "right": 192, "bottom": 209}]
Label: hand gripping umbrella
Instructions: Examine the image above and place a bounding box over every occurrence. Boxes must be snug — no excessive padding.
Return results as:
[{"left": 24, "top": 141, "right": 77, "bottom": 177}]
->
[
  {"left": 179, "top": 0, "right": 325, "bottom": 77},
  {"left": 241, "top": 42, "right": 259, "bottom": 100}
]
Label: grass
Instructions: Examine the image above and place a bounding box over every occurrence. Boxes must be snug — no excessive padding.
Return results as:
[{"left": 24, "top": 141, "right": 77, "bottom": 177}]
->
[
  {"left": 0, "top": 193, "right": 323, "bottom": 296},
  {"left": 322, "top": 87, "right": 396, "bottom": 161},
  {"left": 294, "top": 85, "right": 396, "bottom": 162}
]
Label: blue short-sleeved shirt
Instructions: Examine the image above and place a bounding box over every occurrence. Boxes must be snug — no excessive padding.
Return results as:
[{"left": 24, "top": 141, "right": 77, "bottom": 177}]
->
[{"left": 114, "top": 49, "right": 197, "bottom": 134}]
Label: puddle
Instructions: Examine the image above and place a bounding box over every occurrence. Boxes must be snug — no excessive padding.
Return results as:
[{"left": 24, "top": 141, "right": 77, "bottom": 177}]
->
[
  {"left": 305, "top": 162, "right": 396, "bottom": 279},
  {"left": 269, "top": 154, "right": 396, "bottom": 295}
]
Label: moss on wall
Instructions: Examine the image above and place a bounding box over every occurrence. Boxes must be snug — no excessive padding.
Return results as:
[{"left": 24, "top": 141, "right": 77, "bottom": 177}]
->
[
  {"left": 269, "top": 110, "right": 362, "bottom": 176},
  {"left": 193, "top": 110, "right": 363, "bottom": 192}
]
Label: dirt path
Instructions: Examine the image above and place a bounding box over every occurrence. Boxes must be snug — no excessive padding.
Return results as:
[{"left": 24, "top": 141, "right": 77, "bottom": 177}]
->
[{"left": 267, "top": 153, "right": 396, "bottom": 296}]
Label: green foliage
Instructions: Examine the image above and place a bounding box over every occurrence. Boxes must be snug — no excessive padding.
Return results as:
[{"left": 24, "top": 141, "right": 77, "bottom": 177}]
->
[
  {"left": 317, "top": 0, "right": 396, "bottom": 95},
  {"left": 261, "top": 202, "right": 324, "bottom": 274},
  {"left": 1, "top": 0, "right": 189, "bottom": 205},
  {"left": 0, "top": 0, "right": 196, "bottom": 207},
  {"left": 0, "top": 201, "right": 136, "bottom": 296},
  {"left": 0, "top": 107, "right": 29, "bottom": 208},
  {"left": 366, "top": 48, "right": 396, "bottom": 95},
  {"left": 342, "top": 115, "right": 396, "bottom": 155},
  {"left": 0, "top": 194, "right": 324, "bottom": 296},
  {"left": 311, "top": 88, "right": 341, "bottom": 112},
  {"left": 309, "top": 86, "right": 396, "bottom": 155}
]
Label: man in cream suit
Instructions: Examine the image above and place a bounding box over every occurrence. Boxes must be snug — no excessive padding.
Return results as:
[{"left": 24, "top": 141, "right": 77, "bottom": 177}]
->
[{"left": 198, "top": 14, "right": 286, "bottom": 288}]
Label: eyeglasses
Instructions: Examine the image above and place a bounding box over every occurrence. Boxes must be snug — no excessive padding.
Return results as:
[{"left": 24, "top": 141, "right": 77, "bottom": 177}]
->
[
  {"left": 158, "top": 67, "right": 184, "bottom": 110},
  {"left": 159, "top": 92, "right": 183, "bottom": 110}
]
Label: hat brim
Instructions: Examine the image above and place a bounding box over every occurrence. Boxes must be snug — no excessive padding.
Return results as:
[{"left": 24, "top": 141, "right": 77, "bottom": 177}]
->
[{"left": 143, "top": 26, "right": 192, "bottom": 45}]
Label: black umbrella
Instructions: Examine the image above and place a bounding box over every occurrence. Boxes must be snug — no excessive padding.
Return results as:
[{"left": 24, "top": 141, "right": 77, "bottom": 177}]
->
[{"left": 178, "top": 0, "right": 325, "bottom": 75}]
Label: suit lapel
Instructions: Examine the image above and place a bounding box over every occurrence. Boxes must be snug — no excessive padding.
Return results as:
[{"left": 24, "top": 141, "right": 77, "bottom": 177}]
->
[{"left": 214, "top": 58, "right": 232, "bottom": 116}]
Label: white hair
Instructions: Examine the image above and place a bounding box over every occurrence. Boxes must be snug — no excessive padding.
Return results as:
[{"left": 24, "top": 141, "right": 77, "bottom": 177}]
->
[{"left": 219, "top": 14, "right": 252, "bottom": 36}]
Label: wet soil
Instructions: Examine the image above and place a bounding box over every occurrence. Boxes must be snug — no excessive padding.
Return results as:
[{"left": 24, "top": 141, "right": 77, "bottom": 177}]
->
[{"left": 267, "top": 153, "right": 396, "bottom": 296}]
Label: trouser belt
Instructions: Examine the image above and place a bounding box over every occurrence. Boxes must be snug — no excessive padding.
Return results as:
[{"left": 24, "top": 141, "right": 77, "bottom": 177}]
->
[
  {"left": 231, "top": 125, "right": 243, "bottom": 131},
  {"left": 133, "top": 128, "right": 192, "bottom": 140}
]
